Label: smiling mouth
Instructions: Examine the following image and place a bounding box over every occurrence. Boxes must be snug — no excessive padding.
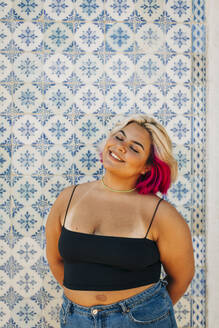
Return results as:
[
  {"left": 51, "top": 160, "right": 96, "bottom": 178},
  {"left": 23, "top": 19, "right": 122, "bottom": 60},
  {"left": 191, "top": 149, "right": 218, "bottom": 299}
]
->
[{"left": 109, "top": 150, "right": 125, "bottom": 162}]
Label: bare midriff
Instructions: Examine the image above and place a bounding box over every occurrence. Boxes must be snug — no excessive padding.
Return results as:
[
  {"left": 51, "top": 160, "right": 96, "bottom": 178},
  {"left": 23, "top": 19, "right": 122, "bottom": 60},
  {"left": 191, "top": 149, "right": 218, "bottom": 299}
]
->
[{"left": 63, "top": 282, "right": 156, "bottom": 306}]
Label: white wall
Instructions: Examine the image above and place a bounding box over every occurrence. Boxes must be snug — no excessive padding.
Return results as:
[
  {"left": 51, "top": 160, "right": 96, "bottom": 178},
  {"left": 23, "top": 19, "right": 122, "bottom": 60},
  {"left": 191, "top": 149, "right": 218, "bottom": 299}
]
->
[{"left": 207, "top": 0, "right": 219, "bottom": 326}]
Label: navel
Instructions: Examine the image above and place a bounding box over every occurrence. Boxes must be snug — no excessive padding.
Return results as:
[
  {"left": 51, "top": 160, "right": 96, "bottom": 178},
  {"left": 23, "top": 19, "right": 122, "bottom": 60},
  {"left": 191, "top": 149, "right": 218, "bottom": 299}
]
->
[{"left": 95, "top": 294, "right": 107, "bottom": 302}]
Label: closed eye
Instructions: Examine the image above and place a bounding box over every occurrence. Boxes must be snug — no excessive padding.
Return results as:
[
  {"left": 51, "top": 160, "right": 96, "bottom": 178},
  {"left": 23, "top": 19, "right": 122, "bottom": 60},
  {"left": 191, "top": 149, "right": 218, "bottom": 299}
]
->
[
  {"left": 115, "top": 136, "right": 123, "bottom": 141},
  {"left": 130, "top": 147, "right": 139, "bottom": 153},
  {"left": 115, "top": 136, "right": 139, "bottom": 153}
]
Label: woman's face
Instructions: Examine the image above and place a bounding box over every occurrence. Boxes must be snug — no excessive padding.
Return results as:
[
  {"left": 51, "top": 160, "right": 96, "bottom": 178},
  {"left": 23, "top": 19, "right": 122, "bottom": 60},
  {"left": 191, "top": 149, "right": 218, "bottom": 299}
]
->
[{"left": 102, "top": 122, "right": 152, "bottom": 179}]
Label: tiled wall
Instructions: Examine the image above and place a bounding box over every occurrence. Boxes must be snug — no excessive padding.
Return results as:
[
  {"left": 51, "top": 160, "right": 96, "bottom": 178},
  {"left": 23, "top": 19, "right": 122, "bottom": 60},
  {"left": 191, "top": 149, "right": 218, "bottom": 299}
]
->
[{"left": 0, "top": 0, "right": 206, "bottom": 327}]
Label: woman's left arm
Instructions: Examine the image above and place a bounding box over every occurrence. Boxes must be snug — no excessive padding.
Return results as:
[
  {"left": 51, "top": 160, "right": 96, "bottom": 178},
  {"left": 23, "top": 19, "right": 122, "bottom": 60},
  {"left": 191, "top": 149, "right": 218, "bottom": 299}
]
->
[{"left": 155, "top": 200, "right": 195, "bottom": 305}]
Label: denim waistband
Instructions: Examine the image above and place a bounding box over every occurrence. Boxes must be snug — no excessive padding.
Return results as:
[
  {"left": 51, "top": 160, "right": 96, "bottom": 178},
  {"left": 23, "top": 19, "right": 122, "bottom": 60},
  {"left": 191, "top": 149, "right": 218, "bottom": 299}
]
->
[{"left": 62, "top": 279, "right": 168, "bottom": 316}]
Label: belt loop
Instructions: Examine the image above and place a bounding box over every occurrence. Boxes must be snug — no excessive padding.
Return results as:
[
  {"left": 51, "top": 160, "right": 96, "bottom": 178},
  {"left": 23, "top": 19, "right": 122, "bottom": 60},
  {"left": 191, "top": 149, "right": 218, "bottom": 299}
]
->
[
  {"left": 161, "top": 278, "right": 168, "bottom": 287},
  {"left": 62, "top": 299, "right": 72, "bottom": 325},
  {"left": 119, "top": 302, "right": 130, "bottom": 314}
]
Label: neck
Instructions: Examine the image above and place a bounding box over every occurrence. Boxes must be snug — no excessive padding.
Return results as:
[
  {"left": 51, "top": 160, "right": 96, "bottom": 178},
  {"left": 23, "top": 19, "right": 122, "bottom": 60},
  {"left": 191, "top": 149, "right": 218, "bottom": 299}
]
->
[{"left": 101, "top": 173, "right": 137, "bottom": 192}]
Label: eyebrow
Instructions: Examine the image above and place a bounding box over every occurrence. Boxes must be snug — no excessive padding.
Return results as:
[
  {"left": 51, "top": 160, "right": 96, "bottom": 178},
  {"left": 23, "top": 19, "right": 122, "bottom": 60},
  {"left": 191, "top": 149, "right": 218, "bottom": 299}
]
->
[{"left": 118, "top": 130, "right": 145, "bottom": 150}]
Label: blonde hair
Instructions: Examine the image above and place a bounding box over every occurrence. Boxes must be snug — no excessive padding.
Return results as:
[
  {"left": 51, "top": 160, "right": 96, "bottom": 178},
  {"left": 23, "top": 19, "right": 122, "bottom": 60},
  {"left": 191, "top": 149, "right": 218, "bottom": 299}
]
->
[{"left": 107, "top": 114, "right": 178, "bottom": 185}]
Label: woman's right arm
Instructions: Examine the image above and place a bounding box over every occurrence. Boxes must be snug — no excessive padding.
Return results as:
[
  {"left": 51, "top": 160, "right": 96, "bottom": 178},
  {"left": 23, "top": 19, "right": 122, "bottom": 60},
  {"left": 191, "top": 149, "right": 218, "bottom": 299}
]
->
[{"left": 45, "top": 188, "right": 70, "bottom": 286}]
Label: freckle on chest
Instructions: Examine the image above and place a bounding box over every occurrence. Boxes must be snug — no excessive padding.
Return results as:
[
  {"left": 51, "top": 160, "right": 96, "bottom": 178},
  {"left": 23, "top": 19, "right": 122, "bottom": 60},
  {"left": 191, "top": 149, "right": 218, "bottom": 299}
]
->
[{"left": 95, "top": 294, "right": 107, "bottom": 302}]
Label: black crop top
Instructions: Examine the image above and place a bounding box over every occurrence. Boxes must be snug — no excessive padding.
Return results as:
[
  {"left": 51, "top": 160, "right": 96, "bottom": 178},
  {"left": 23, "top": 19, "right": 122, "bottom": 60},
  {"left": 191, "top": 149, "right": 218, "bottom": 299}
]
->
[{"left": 58, "top": 185, "right": 163, "bottom": 291}]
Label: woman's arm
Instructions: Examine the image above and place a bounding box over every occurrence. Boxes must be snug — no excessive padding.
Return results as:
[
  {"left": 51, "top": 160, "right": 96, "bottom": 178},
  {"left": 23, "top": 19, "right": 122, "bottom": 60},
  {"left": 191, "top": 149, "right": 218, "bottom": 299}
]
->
[
  {"left": 154, "top": 200, "right": 195, "bottom": 305},
  {"left": 45, "top": 187, "right": 71, "bottom": 286}
]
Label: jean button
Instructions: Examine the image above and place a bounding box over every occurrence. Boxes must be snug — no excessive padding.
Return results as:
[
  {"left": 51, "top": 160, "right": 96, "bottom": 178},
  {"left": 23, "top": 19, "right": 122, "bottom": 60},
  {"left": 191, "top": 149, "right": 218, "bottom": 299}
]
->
[{"left": 92, "top": 309, "right": 98, "bottom": 315}]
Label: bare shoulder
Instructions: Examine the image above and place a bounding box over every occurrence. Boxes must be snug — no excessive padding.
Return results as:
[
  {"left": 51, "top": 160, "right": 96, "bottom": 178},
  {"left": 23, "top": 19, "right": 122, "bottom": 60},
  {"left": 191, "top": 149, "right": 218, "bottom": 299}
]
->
[
  {"left": 55, "top": 180, "right": 97, "bottom": 212},
  {"left": 54, "top": 185, "right": 76, "bottom": 212},
  {"left": 153, "top": 198, "right": 191, "bottom": 241}
]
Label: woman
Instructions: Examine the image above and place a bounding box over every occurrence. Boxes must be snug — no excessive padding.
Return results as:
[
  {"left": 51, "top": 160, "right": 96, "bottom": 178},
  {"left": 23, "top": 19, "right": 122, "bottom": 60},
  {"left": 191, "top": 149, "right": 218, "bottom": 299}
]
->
[{"left": 46, "top": 114, "right": 195, "bottom": 328}]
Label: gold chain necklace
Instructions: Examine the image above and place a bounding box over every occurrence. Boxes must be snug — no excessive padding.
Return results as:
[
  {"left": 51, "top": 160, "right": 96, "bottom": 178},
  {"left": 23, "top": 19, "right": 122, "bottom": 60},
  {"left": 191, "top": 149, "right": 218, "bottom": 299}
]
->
[{"left": 101, "top": 177, "right": 136, "bottom": 193}]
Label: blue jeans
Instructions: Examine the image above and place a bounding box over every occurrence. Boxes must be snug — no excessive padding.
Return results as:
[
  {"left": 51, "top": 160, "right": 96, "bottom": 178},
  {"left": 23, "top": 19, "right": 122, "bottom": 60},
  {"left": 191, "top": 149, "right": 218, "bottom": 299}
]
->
[{"left": 60, "top": 279, "right": 178, "bottom": 327}]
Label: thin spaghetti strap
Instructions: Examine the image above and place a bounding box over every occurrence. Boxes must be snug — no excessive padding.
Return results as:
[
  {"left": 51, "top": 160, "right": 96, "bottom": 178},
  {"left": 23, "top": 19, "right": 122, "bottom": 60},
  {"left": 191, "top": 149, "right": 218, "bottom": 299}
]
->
[
  {"left": 63, "top": 185, "right": 77, "bottom": 228},
  {"left": 145, "top": 198, "right": 163, "bottom": 238}
]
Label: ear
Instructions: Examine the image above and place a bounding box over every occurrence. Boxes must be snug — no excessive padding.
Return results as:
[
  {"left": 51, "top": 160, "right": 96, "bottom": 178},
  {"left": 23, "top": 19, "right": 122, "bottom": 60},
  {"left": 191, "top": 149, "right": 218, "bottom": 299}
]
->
[{"left": 140, "top": 164, "right": 151, "bottom": 175}]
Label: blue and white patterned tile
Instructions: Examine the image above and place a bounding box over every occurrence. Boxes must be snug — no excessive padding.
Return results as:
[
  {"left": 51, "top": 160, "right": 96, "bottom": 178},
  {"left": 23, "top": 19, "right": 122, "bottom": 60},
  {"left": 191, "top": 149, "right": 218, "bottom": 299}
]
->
[
  {"left": 0, "top": 53, "right": 13, "bottom": 83},
  {"left": 135, "top": 22, "right": 165, "bottom": 53},
  {"left": 105, "top": 54, "right": 134, "bottom": 83},
  {"left": 75, "top": 115, "right": 105, "bottom": 144},
  {"left": 44, "top": 22, "right": 74, "bottom": 53},
  {"left": 147, "top": 102, "right": 176, "bottom": 127},
  {"left": 0, "top": 0, "right": 12, "bottom": 20},
  {"left": 174, "top": 290, "right": 191, "bottom": 327},
  {"left": 173, "top": 144, "right": 191, "bottom": 178},
  {"left": 135, "top": 54, "right": 164, "bottom": 84},
  {"left": 12, "top": 264, "right": 42, "bottom": 298},
  {"left": 30, "top": 286, "right": 54, "bottom": 311},
  {"left": 43, "top": 84, "right": 74, "bottom": 115},
  {"left": 13, "top": 53, "right": 43, "bottom": 83},
  {"left": 166, "top": 23, "right": 191, "bottom": 53},
  {"left": 42, "top": 176, "right": 68, "bottom": 204},
  {"left": 13, "top": 22, "right": 43, "bottom": 52},
  {"left": 12, "top": 115, "right": 42, "bottom": 144},
  {"left": 105, "top": 22, "right": 134, "bottom": 52},
  {"left": 74, "top": 146, "right": 102, "bottom": 175},
  {"left": 75, "top": 22, "right": 104, "bottom": 52},
  {"left": 0, "top": 116, "right": 11, "bottom": 146},
  {"left": 193, "top": 0, "right": 205, "bottom": 23},
  {"left": 135, "top": 0, "right": 164, "bottom": 22},
  {"left": 74, "top": 0, "right": 104, "bottom": 21},
  {"left": 191, "top": 115, "right": 206, "bottom": 145},
  {"left": 43, "top": 298, "right": 61, "bottom": 328},
  {"left": 166, "top": 54, "right": 191, "bottom": 84},
  {"left": 43, "top": 306, "right": 59, "bottom": 328},
  {"left": 0, "top": 184, "right": 12, "bottom": 218},
  {"left": 44, "top": 115, "right": 73, "bottom": 145},
  {"left": 191, "top": 266, "right": 205, "bottom": 298},
  {"left": 11, "top": 299, "right": 41, "bottom": 328},
  {"left": 13, "top": 0, "right": 43, "bottom": 21},
  {"left": 0, "top": 234, "right": 11, "bottom": 267},
  {"left": 192, "top": 54, "right": 206, "bottom": 84},
  {"left": 43, "top": 145, "right": 73, "bottom": 175},
  {"left": 0, "top": 301, "right": 10, "bottom": 327},
  {"left": 168, "top": 176, "right": 191, "bottom": 207},
  {"left": 12, "top": 237, "right": 41, "bottom": 268},
  {"left": 1, "top": 285, "right": 24, "bottom": 311},
  {"left": 12, "top": 145, "right": 42, "bottom": 175},
  {"left": 75, "top": 53, "right": 104, "bottom": 83},
  {"left": 165, "top": 0, "right": 191, "bottom": 23},
  {"left": 193, "top": 235, "right": 205, "bottom": 267},
  {"left": 105, "top": 0, "right": 134, "bottom": 22},
  {"left": 13, "top": 206, "right": 43, "bottom": 238},
  {"left": 75, "top": 84, "right": 104, "bottom": 114},
  {"left": 168, "top": 114, "right": 191, "bottom": 145},
  {"left": 105, "top": 84, "right": 135, "bottom": 115},
  {"left": 0, "top": 85, "right": 12, "bottom": 115},
  {"left": 44, "top": 0, "right": 74, "bottom": 21},
  {"left": 0, "top": 22, "right": 12, "bottom": 52},
  {"left": 192, "top": 24, "right": 206, "bottom": 54},
  {"left": 12, "top": 176, "right": 42, "bottom": 208},
  {"left": 43, "top": 268, "right": 62, "bottom": 300},
  {"left": 43, "top": 53, "right": 74, "bottom": 83},
  {"left": 192, "top": 85, "right": 206, "bottom": 115},
  {"left": 166, "top": 84, "right": 191, "bottom": 115},
  {"left": 135, "top": 85, "right": 164, "bottom": 113},
  {"left": 191, "top": 295, "right": 205, "bottom": 327},
  {"left": 13, "top": 84, "right": 43, "bottom": 114}
]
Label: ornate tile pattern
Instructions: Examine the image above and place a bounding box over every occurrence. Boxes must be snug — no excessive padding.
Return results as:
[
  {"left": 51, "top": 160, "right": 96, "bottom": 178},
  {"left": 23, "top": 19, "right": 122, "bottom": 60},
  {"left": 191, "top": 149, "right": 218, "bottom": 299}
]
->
[{"left": 0, "top": 0, "right": 206, "bottom": 327}]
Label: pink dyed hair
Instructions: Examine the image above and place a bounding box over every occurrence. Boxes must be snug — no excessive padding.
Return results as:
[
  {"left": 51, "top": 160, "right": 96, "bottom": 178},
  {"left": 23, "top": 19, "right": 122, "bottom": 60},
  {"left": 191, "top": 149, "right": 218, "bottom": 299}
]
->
[{"left": 135, "top": 145, "right": 171, "bottom": 195}]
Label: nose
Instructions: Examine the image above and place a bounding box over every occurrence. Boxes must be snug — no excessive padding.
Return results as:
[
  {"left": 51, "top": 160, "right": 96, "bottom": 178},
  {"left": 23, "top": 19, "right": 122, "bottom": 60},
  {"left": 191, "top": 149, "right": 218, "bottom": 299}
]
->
[{"left": 117, "top": 142, "right": 126, "bottom": 153}]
